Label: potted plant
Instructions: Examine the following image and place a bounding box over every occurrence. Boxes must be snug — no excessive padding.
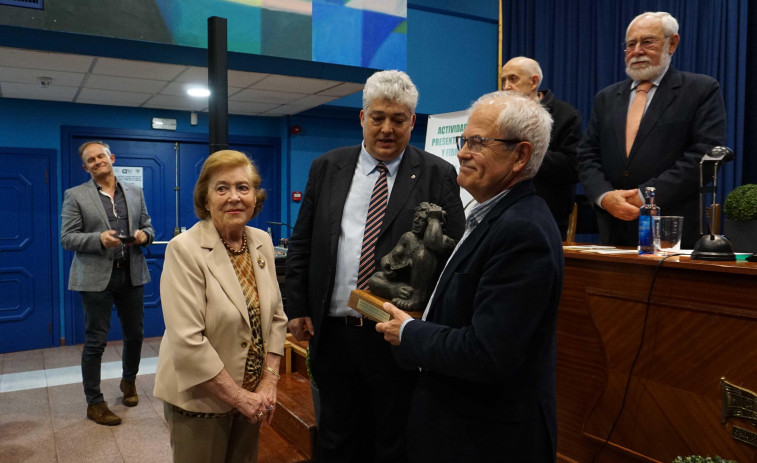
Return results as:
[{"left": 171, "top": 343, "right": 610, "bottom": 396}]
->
[
  {"left": 672, "top": 457, "right": 738, "bottom": 463},
  {"left": 723, "top": 184, "right": 757, "bottom": 253}
]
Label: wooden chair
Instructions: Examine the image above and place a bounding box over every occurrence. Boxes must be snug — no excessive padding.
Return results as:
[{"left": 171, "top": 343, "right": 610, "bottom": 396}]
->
[{"left": 566, "top": 203, "right": 578, "bottom": 242}]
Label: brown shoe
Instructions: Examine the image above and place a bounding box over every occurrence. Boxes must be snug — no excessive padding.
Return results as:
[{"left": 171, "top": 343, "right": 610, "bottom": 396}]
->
[
  {"left": 87, "top": 402, "right": 122, "bottom": 426},
  {"left": 120, "top": 379, "right": 139, "bottom": 407}
]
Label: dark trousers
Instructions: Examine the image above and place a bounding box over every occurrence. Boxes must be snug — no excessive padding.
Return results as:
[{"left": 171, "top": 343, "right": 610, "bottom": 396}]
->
[
  {"left": 407, "top": 375, "right": 555, "bottom": 463},
  {"left": 80, "top": 263, "right": 144, "bottom": 405},
  {"left": 311, "top": 316, "right": 416, "bottom": 463}
]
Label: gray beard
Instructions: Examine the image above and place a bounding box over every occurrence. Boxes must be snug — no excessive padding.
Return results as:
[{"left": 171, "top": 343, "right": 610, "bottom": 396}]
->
[{"left": 625, "top": 43, "right": 672, "bottom": 81}]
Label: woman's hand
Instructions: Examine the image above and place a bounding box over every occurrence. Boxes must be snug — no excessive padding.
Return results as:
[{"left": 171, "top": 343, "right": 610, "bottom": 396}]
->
[
  {"left": 200, "top": 368, "right": 272, "bottom": 424},
  {"left": 255, "top": 354, "right": 282, "bottom": 425},
  {"left": 254, "top": 376, "right": 279, "bottom": 425},
  {"left": 234, "top": 388, "right": 272, "bottom": 424}
]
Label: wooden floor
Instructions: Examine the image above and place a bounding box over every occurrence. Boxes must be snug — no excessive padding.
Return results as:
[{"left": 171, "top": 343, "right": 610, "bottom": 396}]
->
[{"left": 0, "top": 337, "right": 316, "bottom": 463}]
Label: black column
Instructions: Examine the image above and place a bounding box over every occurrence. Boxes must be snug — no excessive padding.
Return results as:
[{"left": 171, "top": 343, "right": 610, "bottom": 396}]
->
[{"left": 208, "top": 16, "right": 228, "bottom": 155}]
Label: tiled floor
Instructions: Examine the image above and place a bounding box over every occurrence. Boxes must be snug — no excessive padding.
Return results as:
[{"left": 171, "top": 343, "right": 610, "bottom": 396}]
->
[{"left": 0, "top": 337, "right": 173, "bottom": 463}]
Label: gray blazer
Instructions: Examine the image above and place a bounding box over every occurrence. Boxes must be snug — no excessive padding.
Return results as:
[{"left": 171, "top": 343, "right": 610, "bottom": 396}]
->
[{"left": 61, "top": 178, "right": 155, "bottom": 292}]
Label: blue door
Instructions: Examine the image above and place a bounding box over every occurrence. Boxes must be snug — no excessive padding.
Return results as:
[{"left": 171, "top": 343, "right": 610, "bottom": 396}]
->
[
  {"left": 65, "top": 138, "right": 175, "bottom": 344},
  {"left": 63, "top": 134, "right": 280, "bottom": 345},
  {"left": 0, "top": 148, "right": 58, "bottom": 353}
]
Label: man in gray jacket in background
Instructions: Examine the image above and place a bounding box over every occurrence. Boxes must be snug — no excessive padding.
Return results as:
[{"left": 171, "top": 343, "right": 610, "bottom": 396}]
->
[{"left": 61, "top": 140, "right": 154, "bottom": 426}]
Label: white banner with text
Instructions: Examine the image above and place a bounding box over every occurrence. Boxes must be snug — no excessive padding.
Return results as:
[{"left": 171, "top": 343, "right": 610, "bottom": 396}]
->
[{"left": 424, "top": 110, "right": 473, "bottom": 209}]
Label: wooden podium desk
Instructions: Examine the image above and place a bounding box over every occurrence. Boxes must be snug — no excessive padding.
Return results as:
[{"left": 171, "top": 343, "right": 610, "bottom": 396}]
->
[{"left": 557, "top": 248, "right": 757, "bottom": 463}]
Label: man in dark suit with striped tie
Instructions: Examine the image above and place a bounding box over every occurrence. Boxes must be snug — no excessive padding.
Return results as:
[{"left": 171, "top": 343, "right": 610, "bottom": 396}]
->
[{"left": 285, "top": 70, "right": 465, "bottom": 463}]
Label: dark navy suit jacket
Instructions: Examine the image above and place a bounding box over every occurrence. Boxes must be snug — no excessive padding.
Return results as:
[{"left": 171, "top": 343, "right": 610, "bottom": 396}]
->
[{"left": 397, "top": 180, "right": 564, "bottom": 463}]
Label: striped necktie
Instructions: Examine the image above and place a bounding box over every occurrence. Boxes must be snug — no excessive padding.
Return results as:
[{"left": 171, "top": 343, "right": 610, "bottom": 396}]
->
[{"left": 357, "top": 162, "right": 388, "bottom": 290}]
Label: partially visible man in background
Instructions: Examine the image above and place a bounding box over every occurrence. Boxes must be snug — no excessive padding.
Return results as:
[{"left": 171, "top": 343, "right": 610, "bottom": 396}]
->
[{"left": 502, "top": 56, "right": 582, "bottom": 240}]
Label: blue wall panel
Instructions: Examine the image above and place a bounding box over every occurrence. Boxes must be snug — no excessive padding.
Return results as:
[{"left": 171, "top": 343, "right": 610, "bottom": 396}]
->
[
  {"left": 361, "top": 11, "right": 406, "bottom": 68},
  {"left": 408, "top": 1, "right": 498, "bottom": 21},
  {"left": 0, "top": 99, "right": 280, "bottom": 149},
  {"left": 312, "top": 3, "right": 363, "bottom": 66},
  {"left": 408, "top": 8, "right": 498, "bottom": 115}
]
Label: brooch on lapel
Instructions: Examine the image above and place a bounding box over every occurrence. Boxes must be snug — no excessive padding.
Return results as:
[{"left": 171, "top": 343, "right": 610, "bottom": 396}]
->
[{"left": 257, "top": 256, "right": 266, "bottom": 269}]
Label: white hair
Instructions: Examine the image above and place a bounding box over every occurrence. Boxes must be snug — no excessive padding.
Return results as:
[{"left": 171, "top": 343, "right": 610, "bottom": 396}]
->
[
  {"left": 627, "top": 11, "right": 679, "bottom": 38},
  {"left": 362, "top": 70, "right": 418, "bottom": 113},
  {"left": 470, "top": 91, "right": 553, "bottom": 180}
]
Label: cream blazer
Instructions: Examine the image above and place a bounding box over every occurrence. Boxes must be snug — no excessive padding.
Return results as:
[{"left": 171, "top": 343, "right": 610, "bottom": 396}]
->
[{"left": 153, "top": 220, "right": 287, "bottom": 413}]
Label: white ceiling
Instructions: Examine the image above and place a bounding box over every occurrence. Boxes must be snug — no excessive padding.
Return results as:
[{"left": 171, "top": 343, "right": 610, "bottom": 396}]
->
[{"left": 0, "top": 46, "right": 365, "bottom": 116}]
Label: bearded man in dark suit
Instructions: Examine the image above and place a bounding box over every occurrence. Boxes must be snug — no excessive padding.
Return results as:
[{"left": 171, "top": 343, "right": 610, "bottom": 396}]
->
[{"left": 578, "top": 11, "right": 727, "bottom": 248}]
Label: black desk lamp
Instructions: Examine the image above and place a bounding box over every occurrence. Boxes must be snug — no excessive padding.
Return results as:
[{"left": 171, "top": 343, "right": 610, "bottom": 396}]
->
[{"left": 691, "top": 146, "right": 736, "bottom": 261}]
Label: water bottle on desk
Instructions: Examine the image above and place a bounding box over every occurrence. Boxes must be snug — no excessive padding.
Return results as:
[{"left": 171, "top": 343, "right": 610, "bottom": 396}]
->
[{"left": 638, "top": 186, "right": 660, "bottom": 254}]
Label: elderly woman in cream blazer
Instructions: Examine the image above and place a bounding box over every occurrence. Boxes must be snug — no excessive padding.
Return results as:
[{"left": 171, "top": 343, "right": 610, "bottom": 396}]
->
[{"left": 154, "top": 150, "right": 287, "bottom": 463}]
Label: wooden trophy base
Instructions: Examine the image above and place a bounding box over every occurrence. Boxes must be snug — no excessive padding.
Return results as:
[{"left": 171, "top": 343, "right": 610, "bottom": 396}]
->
[{"left": 348, "top": 290, "right": 423, "bottom": 323}]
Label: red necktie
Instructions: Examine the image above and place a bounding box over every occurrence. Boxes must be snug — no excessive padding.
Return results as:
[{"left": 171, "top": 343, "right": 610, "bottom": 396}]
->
[
  {"left": 626, "top": 81, "right": 653, "bottom": 156},
  {"left": 357, "top": 162, "right": 388, "bottom": 290}
]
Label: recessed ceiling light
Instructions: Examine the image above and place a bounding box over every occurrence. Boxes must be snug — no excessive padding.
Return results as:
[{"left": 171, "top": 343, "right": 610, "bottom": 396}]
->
[{"left": 187, "top": 87, "right": 210, "bottom": 97}]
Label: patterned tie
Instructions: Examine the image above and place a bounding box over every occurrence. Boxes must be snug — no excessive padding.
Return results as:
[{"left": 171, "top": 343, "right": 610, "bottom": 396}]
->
[
  {"left": 626, "top": 81, "right": 653, "bottom": 156},
  {"left": 357, "top": 162, "right": 388, "bottom": 290}
]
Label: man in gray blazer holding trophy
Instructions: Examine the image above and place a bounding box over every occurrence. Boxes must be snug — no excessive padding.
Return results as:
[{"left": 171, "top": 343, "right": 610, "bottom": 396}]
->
[{"left": 61, "top": 141, "right": 154, "bottom": 426}]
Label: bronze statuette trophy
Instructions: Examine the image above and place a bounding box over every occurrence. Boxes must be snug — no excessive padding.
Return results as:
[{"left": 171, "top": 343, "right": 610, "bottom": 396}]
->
[{"left": 349, "top": 202, "right": 456, "bottom": 322}]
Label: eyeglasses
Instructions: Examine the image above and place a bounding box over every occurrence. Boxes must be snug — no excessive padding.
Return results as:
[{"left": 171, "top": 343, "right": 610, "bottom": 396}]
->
[
  {"left": 623, "top": 37, "right": 666, "bottom": 54},
  {"left": 456, "top": 135, "right": 521, "bottom": 153}
]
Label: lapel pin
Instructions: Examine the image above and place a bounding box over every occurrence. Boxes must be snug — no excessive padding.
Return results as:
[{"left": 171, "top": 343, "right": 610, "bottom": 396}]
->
[
  {"left": 257, "top": 256, "right": 265, "bottom": 269},
  {"left": 411, "top": 174, "right": 416, "bottom": 179}
]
